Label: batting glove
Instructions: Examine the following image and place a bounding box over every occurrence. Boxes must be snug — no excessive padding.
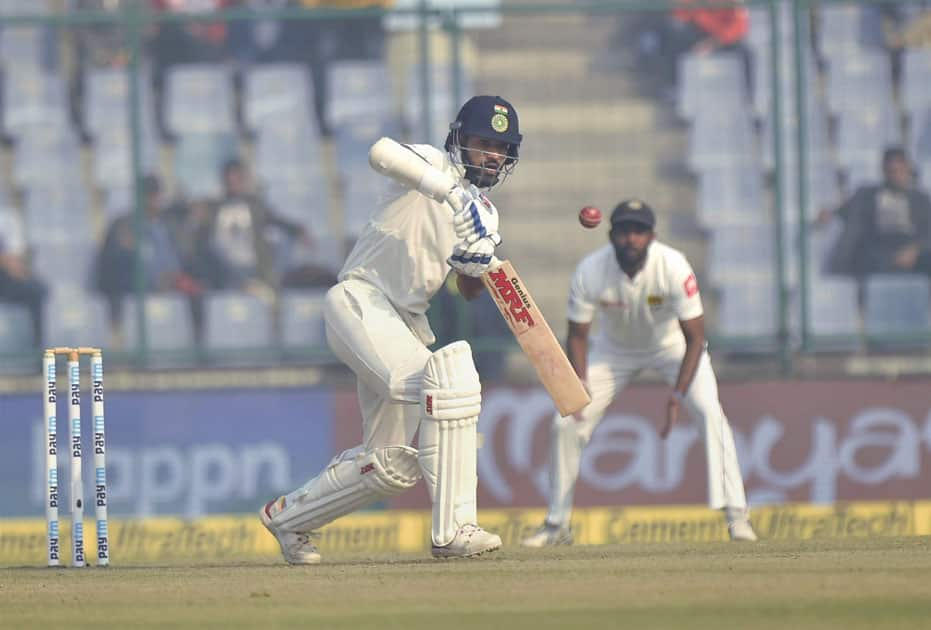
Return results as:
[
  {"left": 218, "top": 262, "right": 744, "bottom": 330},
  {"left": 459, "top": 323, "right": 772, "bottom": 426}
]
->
[
  {"left": 448, "top": 237, "right": 499, "bottom": 277},
  {"left": 452, "top": 192, "right": 500, "bottom": 246},
  {"left": 445, "top": 185, "right": 477, "bottom": 213}
]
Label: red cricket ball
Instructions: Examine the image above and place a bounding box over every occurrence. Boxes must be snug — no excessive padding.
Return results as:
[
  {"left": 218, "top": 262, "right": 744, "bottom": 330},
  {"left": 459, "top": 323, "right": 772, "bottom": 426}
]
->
[{"left": 578, "top": 206, "right": 602, "bottom": 229}]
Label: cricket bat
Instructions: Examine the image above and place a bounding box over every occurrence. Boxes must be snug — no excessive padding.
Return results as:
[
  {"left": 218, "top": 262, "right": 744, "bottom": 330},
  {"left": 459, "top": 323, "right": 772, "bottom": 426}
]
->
[
  {"left": 369, "top": 137, "right": 591, "bottom": 416},
  {"left": 481, "top": 259, "right": 590, "bottom": 416}
]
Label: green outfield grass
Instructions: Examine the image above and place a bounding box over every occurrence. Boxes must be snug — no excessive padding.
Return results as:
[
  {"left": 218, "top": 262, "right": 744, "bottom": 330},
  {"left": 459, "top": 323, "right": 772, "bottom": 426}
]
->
[{"left": 3, "top": 537, "right": 931, "bottom": 629}]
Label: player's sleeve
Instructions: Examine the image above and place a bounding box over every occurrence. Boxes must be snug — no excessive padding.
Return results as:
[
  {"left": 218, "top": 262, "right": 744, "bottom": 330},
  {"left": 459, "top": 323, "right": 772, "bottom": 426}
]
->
[
  {"left": 566, "top": 260, "right": 597, "bottom": 324},
  {"left": 669, "top": 253, "right": 704, "bottom": 321}
]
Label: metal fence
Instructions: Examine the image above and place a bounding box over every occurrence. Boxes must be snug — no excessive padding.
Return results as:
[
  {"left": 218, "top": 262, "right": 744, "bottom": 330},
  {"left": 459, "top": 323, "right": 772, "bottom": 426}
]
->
[{"left": 0, "top": 0, "right": 927, "bottom": 378}]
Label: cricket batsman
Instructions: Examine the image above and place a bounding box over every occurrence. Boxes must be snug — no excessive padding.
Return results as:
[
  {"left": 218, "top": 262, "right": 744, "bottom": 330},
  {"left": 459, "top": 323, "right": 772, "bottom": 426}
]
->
[
  {"left": 522, "top": 199, "right": 758, "bottom": 547},
  {"left": 260, "top": 95, "right": 522, "bottom": 562}
]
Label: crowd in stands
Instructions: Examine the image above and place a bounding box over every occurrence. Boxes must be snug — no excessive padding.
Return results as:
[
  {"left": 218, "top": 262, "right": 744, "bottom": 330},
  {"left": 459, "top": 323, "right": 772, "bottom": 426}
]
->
[
  {"left": 0, "top": 0, "right": 394, "bottom": 365},
  {"left": 621, "top": 1, "right": 931, "bottom": 346}
]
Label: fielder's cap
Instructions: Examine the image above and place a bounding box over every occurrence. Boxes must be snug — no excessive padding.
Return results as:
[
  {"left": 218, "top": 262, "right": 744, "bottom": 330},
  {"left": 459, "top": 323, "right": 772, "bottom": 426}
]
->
[{"left": 610, "top": 199, "right": 655, "bottom": 229}]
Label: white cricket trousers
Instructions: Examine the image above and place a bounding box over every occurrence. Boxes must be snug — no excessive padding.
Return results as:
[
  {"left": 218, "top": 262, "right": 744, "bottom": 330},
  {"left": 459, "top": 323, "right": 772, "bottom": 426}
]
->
[
  {"left": 545, "top": 341, "right": 748, "bottom": 527},
  {"left": 324, "top": 278, "right": 432, "bottom": 449}
]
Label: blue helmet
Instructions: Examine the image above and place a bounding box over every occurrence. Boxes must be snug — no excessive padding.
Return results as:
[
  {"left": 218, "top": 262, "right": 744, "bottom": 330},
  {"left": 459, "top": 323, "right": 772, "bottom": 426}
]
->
[{"left": 445, "top": 95, "right": 522, "bottom": 187}]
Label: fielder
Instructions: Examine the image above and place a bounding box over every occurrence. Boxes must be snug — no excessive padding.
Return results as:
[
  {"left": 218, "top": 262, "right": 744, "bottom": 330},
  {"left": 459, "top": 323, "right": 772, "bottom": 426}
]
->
[
  {"left": 260, "top": 95, "right": 522, "bottom": 562},
  {"left": 522, "top": 199, "right": 757, "bottom": 547}
]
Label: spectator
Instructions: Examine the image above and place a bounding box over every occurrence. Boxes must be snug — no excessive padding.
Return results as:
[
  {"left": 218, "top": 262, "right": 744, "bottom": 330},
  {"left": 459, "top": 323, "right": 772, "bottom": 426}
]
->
[
  {"left": 69, "top": 0, "right": 135, "bottom": 144},
  {"left": 826, "top": 147, "right": 931, "bottom": 276},
  {"left": 0, "top": 212, "right": 46, "bottom": 347},
  {"left": 94, "top": 175, "right": 203, "bottom": 344},
  {"left": 657, "top": 0, "right": 753, "bottom": 101},
  {"left": 227, "top": 0, "right": 389, "bottom": 136},
  {"left": 196, "top": 158, "right": 313, "bottom": 295},
  {"left": 297, "top": 0, "right": 389, "bottom": 136},
  {"left": 881, "top": 2, "right": 931, "bottom": 83},
  {"left": 73, "top": 0, "right": 132, "bottom": 70},
  {"left": 149, "top": 0, "right": 235, "bottom": 140},
  {"left": 227, "top": 0, "right": 303, "bottom": 65},
  {"left": 882, "top": 2, "right": 931, "bottom": 50}
]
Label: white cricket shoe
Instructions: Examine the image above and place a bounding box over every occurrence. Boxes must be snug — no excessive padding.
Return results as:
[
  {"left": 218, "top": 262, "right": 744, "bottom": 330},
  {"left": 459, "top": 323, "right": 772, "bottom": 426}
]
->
[
  {"left": 260, "top": 498, "right": 322, "bottom": 565},
  {"left": 520, "top": 522, "right": 574, "bottom": 548},
  {"left": 725, "top": 507, "right": 758, "bottom": 542},
  {"left": 431, "top": 523, "right": 502, "bottom": 559}
]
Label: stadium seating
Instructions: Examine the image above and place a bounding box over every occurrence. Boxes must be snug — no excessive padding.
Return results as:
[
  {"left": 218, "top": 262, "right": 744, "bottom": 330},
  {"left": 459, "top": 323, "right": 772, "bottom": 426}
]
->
[
  {"left": 834, "top": 102, "right": 901, "bottom": 174},
  {"left": 43, "top": 288, "right": 110, "bottom": 350},
  {"left": 0, "top": 0, "right": 52, "bottom": 15},
  {"left": 0, "top": 303, "right": 34, "bottom": 354},
  {"left": 31, "top": 243, "right": 96, "bottom": 290},
  {"left": 262, "top": 168, "right": 329, "bottom": 235},
  {"left": 23, "top": 186, "right": 94, "bottom": 244},
  {"left": 13, "top": 130, "right": 84, "bottom": 190},
  {"left": 402, "top": 62, "right": 475, "bottom": 145},
  {"left": 279, "top": 290, "right": 328, "bottom": 350},
  {"left": 165, "top": 64, "right": 235, "bottom": 136},
  {"left": 707, "top": 224, "right": 775, "bottom": 287},
  {"left": 204, "top": 291, "right": 274, "bottom": 355},
  {"left": 696, "top": 165, "right": 766, "bottom": 227},
  {"left": 908, "top": 107, "right": 931, "bottom": 167},
  {"left": 863, "top": 274, "right": 931, "bottom": 338},
  {"left": 688, "top": 109, "right": 756, "bottom": 172},
  {"left": 817, "top": 4, "right": 885, "bottom": 64},
  {"left": 2, "top": 69, "right": 68, "bottom": 133},
  {"left": 243, "top": 63, "right": 316, "bottom": 135},
  {"left": 826, "top": 52, "right": 893, "bottom": 116},
  {"left": 172, "top": 132, "right": 239, "bottom": 199},
  {"left": 253, "top": 123, "right": 322, "bottom": 183},
  {"left": 806, "top": 275, "right": 862, "bottom": 346},
  {"left": 902, "top": 48, "right": 931, "bottom": 118},
  {"left": 716, "top": 280, "right": 780, "bottom": 338},
  {"left": 84, "top": 68, "right": 157, "bottom": 139},
  {"left": 122, "top": 294, "right": 197, "bottom": 355},
  {"left": 677, "top": 52, "right": 747, "bottom": 121},
  {"left": 328, "top": 60, "right": 392, "bottom": 128}
]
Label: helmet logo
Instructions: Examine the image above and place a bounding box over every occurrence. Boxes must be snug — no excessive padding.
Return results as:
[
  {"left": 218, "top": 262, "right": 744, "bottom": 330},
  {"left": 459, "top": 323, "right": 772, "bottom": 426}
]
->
[{"left": 491, "top": 113, "right": 509, "bottom": 133}]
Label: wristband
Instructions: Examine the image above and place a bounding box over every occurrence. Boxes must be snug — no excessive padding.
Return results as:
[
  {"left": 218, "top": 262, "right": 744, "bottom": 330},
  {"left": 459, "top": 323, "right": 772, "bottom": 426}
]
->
[{"left": 672, "top": 390, "right": 685, "bottom": 402}]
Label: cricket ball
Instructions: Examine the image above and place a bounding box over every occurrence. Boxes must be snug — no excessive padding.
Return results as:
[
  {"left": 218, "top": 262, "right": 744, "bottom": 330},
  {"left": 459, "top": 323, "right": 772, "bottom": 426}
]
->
[{"left": 578, "top": 206, "right": 602, "bottom": 229}]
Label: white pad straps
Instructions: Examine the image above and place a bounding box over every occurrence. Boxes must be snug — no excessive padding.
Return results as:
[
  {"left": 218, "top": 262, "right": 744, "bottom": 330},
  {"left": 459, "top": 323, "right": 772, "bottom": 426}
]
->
[
  {"left": 418, "top": 341, "right": 482, "bottom": 547},
  {"left": 271, "top": 445, "right": 420, "bottom": 533}
]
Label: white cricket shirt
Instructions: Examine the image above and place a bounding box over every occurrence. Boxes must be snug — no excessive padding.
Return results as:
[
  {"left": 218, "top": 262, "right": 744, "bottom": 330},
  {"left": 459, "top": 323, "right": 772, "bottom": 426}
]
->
[
  {"left": 339, "top": 143, "right": 463, "bottom": 315},
  {"left": 567, "top": 241, "right": 703, "bottom": 350}
]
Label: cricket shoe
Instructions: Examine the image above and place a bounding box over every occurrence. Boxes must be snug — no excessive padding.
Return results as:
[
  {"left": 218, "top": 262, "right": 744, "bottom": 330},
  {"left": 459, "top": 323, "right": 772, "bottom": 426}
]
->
[
  {"left": 431, "top": 524, "right": 501, "bottom": 559},
  {"left": 260, "top": 497, "right": 322, "bottom": 565},
  {"left": 725, "top": 507, "right": 758, "bottom": 542},
  {"left": 520, "top": 522, "right": 574, "bottom": 548}
]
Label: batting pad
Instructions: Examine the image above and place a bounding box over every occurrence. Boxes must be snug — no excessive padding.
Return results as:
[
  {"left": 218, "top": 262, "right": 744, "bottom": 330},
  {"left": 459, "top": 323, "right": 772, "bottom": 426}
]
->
[
  {"left": 271, "top": 445, "right": 420, "bottom": 533},
  {"left": 418, "top": 341, "right": 482, "bottom": 547}
]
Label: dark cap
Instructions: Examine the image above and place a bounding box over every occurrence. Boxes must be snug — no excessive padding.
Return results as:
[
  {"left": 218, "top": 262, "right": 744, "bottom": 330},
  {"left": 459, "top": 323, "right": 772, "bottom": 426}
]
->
[
  {"left": 610, "top": 199, "right": 655, "bottom": 229},
  {"left": 450, "top": 95, "right": 522, "bottom": 148}
]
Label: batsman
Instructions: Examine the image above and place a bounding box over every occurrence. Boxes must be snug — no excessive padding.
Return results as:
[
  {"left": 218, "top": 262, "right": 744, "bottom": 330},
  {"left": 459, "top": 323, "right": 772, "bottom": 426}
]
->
[{"left": 260, "top": 95, "right": 522, "bottom": 562}]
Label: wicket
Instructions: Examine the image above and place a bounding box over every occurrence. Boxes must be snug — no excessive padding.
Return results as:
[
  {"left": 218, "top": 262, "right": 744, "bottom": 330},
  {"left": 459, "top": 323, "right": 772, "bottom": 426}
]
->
[{"left": 43, "top": 347, "right": 109, "bottom": 568}]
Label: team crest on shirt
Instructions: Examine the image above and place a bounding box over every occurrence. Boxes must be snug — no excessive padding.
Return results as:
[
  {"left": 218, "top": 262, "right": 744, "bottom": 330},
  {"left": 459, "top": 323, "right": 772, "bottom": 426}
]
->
[
  {"left": 647, "top": 295, "right": 664, "bottom": 309},
  {"left": 684, "top": 273, "right": 699, "bottom": 297}
]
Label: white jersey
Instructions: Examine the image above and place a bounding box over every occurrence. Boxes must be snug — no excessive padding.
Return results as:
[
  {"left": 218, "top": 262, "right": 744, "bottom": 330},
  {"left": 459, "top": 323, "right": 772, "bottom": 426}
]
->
[
  {"left": 567, "top": 241, "right": 703, "bottom": 350},
  {"left": 338, "top": 143, "right": 464, "bottom": 316}
]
